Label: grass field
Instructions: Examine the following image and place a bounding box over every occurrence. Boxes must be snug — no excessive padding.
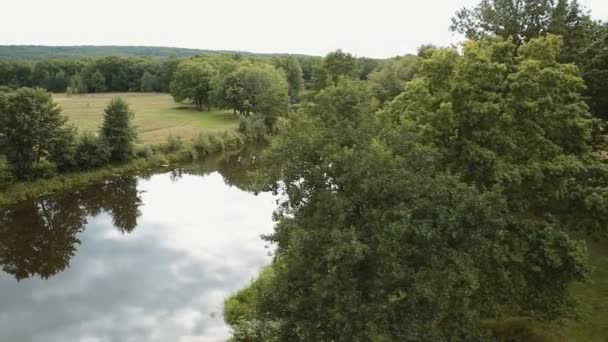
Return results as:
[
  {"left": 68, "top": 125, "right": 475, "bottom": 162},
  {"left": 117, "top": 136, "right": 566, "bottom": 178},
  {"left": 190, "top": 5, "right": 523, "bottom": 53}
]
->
[
  {"left": 53, "top": 93, "right": 239, "bottom": 144},
  {"left": 561, "top": 240, "right": 608, "bottom": 341}
]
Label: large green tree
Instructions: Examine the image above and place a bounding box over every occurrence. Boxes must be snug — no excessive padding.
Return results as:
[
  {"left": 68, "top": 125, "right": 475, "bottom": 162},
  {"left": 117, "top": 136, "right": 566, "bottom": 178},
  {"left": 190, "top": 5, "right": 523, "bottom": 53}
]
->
[
  {"left": 170, "top": 59, "right": 217, "bottom": 111},
  {"left": 577, "top": 22, "right": 608, "bottom": 120},
  {"left": 451, "top": 0, "right": 592, "bottom": 50},
  {"left": 0, "top": 88, "right": 71, "bottom": 178},
  {"left": 368, "top": 55, "right": 422, "bottom": 104},
  {"left": 272, "top": 56, "right": 304, "bottom": 103},
  {"left": 312, "top": 49, "right": 360, "bottom": 91},
  {"left": 213, "top": 62, "right": 289, "bottom": 130},
  {"left": 100, "top": 97, "right": 137, "bottom": 162},
  {"left": 225, "top": 36, "right": 608, "bottom": 341}
]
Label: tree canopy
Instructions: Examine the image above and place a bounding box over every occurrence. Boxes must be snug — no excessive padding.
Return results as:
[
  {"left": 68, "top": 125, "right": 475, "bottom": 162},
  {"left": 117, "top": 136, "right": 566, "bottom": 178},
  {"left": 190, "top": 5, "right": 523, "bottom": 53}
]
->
[
  {"left": 100, "top": 97, "right": 137, "bottom": 162},
  {"left": 170, "top": 60, "right": 217, "bottom": 110},
  {"left": 225, "top": 35, "right": 608, "bottom": 341},
  {"left": 0, "top": 88, "right": 70, "bottom": 178}
]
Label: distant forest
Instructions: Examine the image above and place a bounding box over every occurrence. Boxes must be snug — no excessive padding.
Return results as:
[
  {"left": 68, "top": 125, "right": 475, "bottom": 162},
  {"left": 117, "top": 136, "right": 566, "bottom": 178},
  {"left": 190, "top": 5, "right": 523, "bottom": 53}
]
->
[{"left": 0, "top": 45, "right": 312, "bottom": 60}]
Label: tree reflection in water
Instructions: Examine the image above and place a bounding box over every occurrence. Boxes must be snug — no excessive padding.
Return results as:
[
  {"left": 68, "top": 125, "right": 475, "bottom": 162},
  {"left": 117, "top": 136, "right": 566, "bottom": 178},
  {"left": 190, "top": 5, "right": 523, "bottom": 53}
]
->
[
  {"left": 0, "top": 145, "right": 266, "bottom": 282},
  {"left": 0, "top": 175, "right": 143, "bottom": 280}
]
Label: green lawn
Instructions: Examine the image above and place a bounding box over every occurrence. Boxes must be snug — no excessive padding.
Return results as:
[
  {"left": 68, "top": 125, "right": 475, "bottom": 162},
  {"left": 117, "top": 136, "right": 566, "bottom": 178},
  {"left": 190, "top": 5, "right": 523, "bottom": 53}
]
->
[
  {"left": 495, "top": 240, "right": 608, "bottom": 341},
  {"left": 560, "top": 240, "right": 608, "bottom": 341},
  {"left": 53, "top": 92, "right": 239, "bottom": 144}
]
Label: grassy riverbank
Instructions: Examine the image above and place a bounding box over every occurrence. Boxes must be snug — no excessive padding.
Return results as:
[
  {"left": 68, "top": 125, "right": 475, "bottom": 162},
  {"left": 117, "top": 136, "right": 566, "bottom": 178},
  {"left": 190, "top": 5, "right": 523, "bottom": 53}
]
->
[
  {"left": 0, "top": 130, "right": 247, "bottom": 207},
  {"left": 54, "top": 93, "right": 239, "bottom": 144}
]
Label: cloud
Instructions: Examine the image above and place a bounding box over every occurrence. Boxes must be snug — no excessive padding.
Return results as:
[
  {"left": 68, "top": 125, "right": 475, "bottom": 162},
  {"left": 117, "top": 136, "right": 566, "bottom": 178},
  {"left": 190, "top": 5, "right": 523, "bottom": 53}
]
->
[{"left": 0, "top": 171, "right": 276, "bottom": 342}]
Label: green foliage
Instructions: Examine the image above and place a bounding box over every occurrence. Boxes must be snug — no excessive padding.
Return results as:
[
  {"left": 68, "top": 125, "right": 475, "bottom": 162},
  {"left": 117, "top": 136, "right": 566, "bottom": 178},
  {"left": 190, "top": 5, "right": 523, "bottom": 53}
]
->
[
  {"left": 578, "top": 23, "right": 608, "bottom": 120},
  {"left": 170, "top": 60, "right": 217, "bottom": 110},
  {"left": 0, "top": 155, "right": 14, "bottom": 189},
  {"left": 75, "top": 133, "right": 110, "bottom": 169},
  {"left": 450, "top": 0, "right": 591, "bottom": 48},
  {"left": 239, "top": 114, "right": 269, "bottom": 141},
  {"left": 29, "top": 158, "right": 57, "bottom": 179},
  {"left": 88, "top": 70, "right": 106, "bottom": 93},
  {"left": 224, "top": 267, "right": 280, "bottom": 341},
  {"left": 312, "top": 49, "right": 360, "bottom": 91},
  {"left": 68, "top": 73, "right": 87, "bottom": 94},
  {"left": 368, "top": 55, "right": 422, "bottom": 103},
  {"left": 272, "top": 56, "right": 304, "bottom": 103},
  {"left": 0, "top": 88, "right": 68, "bottom": 179},
  {"left": 213, "top": 62, "right": 289, "bottom": 130},
  {"left": 50, "top": 125, "right": 78, "bottom": 172},
  {"left": 140, "top": 71, "right": 160, "bottom": 92},
  {"left": 100, "top": 97, "right": 137, "bottom": 162},
  {"left": 357, "top": 57, "right": 382, "bottom": 80},
  {"left": 163, "top": 134, "right": 185, "bottom": 153},
  {"left": 227, "top": 36, "right": 608, "bottom": 341}
]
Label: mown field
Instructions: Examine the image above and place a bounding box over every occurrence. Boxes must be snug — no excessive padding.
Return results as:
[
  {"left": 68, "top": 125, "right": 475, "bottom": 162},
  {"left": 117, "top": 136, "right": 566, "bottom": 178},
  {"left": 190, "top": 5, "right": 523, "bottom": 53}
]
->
[{"left": 53, "top": 93, "right": 239, "bottom": 144}]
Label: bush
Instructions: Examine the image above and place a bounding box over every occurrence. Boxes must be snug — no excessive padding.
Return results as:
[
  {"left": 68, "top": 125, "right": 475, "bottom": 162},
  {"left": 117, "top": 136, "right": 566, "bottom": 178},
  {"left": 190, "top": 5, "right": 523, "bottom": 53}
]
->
[
  {"left": 209, "top": 134, "right": 226, "bottom": 152},
  {"left": 28, "top": 159, "right": 57, "bottom": 179},
  {"left": 239, "top": 114, "right": 268, "bottom": 141},
  {"left": 75, "top": 133, "right": 111, "bottom": 169},
  {"left": 193, "top": 132, "right": 213, "bottom": 155},
  {"left": 164, "top": 134, "right": 184, "bottom": 153},
  {"left": 0, "top": 155, "right": 14, "bottom": 189},
  {"left": 134, "top": 145, "right": 155, "bottom": 160},
  {"left": 51, "top": 126, "right": 78, "bottom": 172},
  {"left": 224, "top": 267, "right": 280, "bottom": 341},
  {"left": 222, "top": 130, "right": 245, "bottom": 149}
]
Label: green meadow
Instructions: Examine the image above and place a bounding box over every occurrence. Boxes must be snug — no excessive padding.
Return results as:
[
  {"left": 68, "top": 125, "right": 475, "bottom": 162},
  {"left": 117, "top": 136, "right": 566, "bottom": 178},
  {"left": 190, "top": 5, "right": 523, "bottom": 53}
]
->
[{"left": 54, "top": 92, "right": 239, "bottom": 144}]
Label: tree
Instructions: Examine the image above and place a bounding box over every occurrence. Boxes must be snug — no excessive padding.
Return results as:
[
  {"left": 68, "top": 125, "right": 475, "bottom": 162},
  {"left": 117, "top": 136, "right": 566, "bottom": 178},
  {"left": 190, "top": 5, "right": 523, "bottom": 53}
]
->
[
  {"left": 0, "top": 195, "right": 86, "bottom": 281},
  {"left": 226, "top": 36, "right": 608, "bottom": 341},
  {"left": 312, "top": 49, "right": 360, "bottom": 91},
  {"left": 88, "top": 70, "right": 106, "bottom": 93},
  {"left": 68, "top": 73, "right": 87, "bottom": 94},
  {"left": 214, "top": 63, "right": 289, "bottom": 130},
  {"left": 159, "top": 57, "right": 181, "bottom": 92},
  {"left": 100, "top": 98, "right": 137, "bottom": 162},
  {"left": 140, "top": 71, "right": 159, "bottom": 92},
  {"left": 170, "top": 59, "right": 217, "bottom": 111},
  {"left": 50, "top": 125, "right": 78, "bottom": 172},
  {"left": 0, "top": 88, "right": 71, "bottom": 179},
  {"left": 74, "top": 133, "right": 110, "bottom": 169},
  {"left": 451, "top": 0, "right": 592, "bottom": 51},
  {"left": 578, "top": 23, "right": 608, "bottom": 120},
  {"left": 272, "top": 56, "right": 304, "bottom": 103},
  {"left": 357, "top": 57, "right": 381, "bottom": 80},
  {"left": 368, "top": 55, "right": 422, "bottom": 104}
]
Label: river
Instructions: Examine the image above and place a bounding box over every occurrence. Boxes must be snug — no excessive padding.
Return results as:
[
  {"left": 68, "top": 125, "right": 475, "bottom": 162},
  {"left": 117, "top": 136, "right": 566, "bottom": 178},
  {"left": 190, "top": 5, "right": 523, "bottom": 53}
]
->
[{"left": 0, "top": 148, "right": 276, "bottom": 341}]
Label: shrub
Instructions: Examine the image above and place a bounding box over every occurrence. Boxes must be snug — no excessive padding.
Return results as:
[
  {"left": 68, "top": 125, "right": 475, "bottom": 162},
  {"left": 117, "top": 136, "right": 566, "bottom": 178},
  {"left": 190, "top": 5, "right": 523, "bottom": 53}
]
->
[
  {"left": 239, "top": 114, "right": 268, "bottom": 141},
  {"left": 75, "top": 133, "right": 111, "bottom": 169},
  {"left": 193, "top": 132, "right": 213, "bottom": 155},
  {"left": 51, "top": 126, "right": 78, "bottom": 172},
  {"left": 164, "top": 134, "right": 184, "bottom": 153},
  {"left": 222, "top": 130, "right": 245, "bottom": 149},
  {"left": 28, "top": 159, "right": 57, "bottom": 179},
  {"left": 134, "top": 145, "right": 155, "bottom": 160},
  {"left": 0, "top": 155, "right": 14, "bottom": 189}
]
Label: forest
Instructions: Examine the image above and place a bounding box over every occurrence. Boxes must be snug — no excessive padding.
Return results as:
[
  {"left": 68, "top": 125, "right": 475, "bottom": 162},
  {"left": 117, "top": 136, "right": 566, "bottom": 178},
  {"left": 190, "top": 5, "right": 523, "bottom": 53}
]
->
[{"left": 1, "top": 0, "right": 608, "bottom": 340}]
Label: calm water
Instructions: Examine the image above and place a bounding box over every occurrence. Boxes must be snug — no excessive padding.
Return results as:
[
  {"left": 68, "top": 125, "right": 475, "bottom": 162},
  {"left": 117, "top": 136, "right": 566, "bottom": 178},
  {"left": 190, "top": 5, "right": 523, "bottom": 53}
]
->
[{"left": 0, "top": 149, "right": 277, "bottom": 342}]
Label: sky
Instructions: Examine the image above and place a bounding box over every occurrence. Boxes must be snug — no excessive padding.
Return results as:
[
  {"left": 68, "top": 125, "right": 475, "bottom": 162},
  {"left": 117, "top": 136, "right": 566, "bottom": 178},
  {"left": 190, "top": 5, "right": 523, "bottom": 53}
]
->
[{"left": 1, "top": 0, "right": 607, "bottom": 58}]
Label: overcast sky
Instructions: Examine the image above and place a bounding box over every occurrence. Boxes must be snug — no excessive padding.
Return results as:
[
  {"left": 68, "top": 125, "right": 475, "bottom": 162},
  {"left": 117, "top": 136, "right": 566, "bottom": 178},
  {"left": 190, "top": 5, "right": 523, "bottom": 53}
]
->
[{"left": 1, "top": 0, "right": 607, "bottom": 58}]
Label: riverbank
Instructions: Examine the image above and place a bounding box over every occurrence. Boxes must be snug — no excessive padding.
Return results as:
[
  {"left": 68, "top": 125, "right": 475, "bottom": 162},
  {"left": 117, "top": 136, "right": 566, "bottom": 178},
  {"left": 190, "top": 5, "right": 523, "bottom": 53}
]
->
[{"left": 0, "top": 130, "right": 249, "bottom": 207}]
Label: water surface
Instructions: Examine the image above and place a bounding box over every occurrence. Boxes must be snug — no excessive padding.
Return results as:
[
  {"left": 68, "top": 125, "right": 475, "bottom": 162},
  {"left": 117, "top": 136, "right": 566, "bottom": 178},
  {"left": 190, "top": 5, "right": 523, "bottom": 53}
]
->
[{"left": 0, "top": 149, "right": 276, "bottom": 341}]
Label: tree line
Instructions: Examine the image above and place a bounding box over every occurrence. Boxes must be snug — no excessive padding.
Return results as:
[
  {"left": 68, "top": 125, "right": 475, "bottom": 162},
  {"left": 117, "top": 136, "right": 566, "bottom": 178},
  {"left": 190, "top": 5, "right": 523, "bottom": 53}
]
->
[
  {"left": 224, "top": 0, "right": 608, "bottom": 341},
  {"left": 0, "top": 88, "right": 136, "bottom": 186}
]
